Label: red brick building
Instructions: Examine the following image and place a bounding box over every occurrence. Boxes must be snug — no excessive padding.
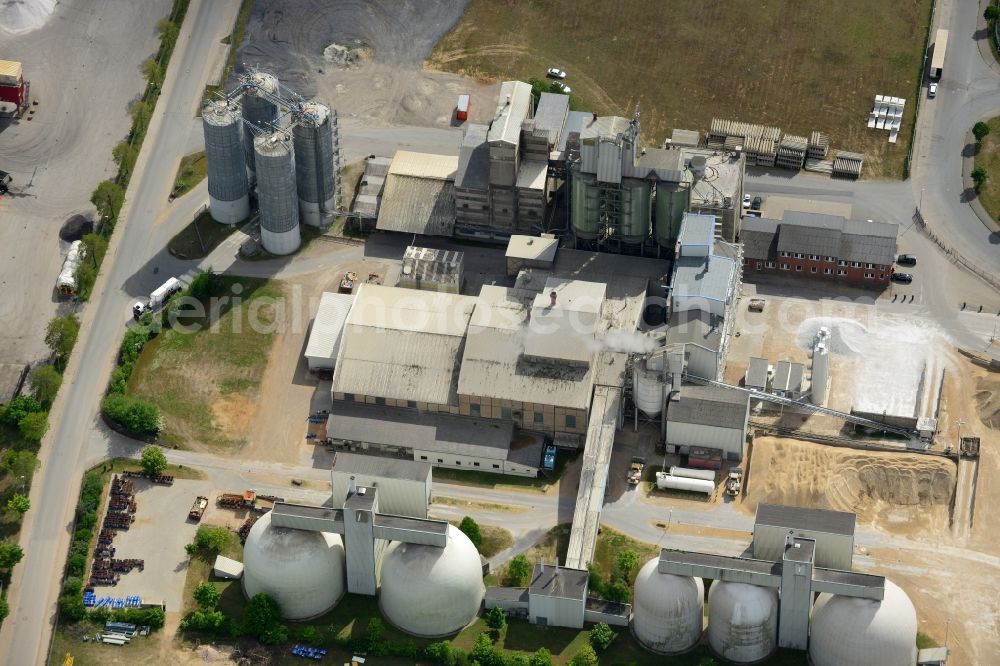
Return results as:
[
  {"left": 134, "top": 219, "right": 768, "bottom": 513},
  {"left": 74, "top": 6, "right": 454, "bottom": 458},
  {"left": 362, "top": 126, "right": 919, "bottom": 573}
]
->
[{"left": 739, "top": 212, "right": 897, "bottom": 287}]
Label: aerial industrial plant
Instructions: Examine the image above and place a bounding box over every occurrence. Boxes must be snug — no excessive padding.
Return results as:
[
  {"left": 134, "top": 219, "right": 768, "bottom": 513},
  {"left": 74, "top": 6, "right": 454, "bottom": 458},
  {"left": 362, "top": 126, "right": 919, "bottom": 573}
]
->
[{"left": 5, "top": 1, "right": 996, "bottom": 665}]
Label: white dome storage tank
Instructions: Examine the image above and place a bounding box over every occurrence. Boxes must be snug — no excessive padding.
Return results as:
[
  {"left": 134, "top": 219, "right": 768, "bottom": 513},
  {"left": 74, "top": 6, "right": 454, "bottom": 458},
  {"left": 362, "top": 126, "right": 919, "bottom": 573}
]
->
[
  {"left": 808, "top": 579, "right": 918, "bottom": 666},
  {"left": 707, "top": 581, "right": 778, "bottom": 663},
  {"left": 379, "top": 524, "right": 485, "bottom": 637},
  {"left": 632, "top": 558, "right": 703, "bottom": 653},
  {"left": 242, "top": 511, "right": 346, "bottom": 620}
]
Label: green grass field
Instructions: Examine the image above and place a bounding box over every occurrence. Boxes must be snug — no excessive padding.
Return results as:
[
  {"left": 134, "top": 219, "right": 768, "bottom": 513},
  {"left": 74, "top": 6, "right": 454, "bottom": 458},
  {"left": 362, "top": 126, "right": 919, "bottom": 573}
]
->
[
  {"left": 430, "top": 0, "right": 933, "bottom": 178},
  {"left": 127, "top": 278, "right": 282, "bottom": 449},
  {"left": 171, "top": 151, "right": 207, "bottom": 198},
  {"left": 973, "top": 116, "right": 1000, "bottom": 222}
]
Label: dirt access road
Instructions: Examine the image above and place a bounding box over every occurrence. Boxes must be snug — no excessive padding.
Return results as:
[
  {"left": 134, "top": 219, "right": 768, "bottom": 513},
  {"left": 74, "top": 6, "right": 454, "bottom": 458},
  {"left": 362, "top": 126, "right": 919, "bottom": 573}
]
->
[
  {"left": 0, "top": 0, "right": 170, "bottom": 364},
  {"left": 232, "top": 0, "right": 500, "bottom": 133}
]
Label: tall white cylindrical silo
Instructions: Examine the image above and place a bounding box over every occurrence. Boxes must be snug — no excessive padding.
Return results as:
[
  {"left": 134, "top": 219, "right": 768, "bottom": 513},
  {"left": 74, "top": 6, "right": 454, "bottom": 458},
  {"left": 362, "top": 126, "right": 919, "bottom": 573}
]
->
[
  {"left": 633, "top": 358, "right": 665, "bottom": 417},
  {"left": 707, "top": 581, "right": 778, "bottom": 663},
  {"left": 255, "top": 131, "right": 301, "bottom": 255},
  {"left": 293, "top": 102, "right": 339, "bottom": 226},
  {"left": 631, "top": 558, "right": 704, "bottom": 654},
  {"left": 202, "top": 100, "right": 250, "bottom": 224},
  {"left": 241, "top": 71, "right": 280, "bottom": 176},
  {"left": 811, "top": 342, "right": 830, "bottom": 406}
]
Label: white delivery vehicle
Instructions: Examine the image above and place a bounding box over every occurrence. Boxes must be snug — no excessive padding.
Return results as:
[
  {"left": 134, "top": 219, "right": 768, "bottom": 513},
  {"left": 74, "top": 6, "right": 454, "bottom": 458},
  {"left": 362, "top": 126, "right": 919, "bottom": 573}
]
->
[{"left": 133, "top": 277, "right": 182, "bottom": 318}]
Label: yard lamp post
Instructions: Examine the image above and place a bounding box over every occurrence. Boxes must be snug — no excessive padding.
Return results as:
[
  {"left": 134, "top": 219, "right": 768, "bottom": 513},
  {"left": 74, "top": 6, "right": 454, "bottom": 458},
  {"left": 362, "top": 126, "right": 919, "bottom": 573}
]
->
[{"left": 19, "top": 476, "right": 25, "bottom": 493}]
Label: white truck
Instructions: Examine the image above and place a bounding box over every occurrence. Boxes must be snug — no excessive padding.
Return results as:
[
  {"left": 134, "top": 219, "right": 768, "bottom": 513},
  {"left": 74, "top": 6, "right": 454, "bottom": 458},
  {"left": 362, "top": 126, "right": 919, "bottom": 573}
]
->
[{"left": 133, "top": 277, "right": 182, "bottom": 318}]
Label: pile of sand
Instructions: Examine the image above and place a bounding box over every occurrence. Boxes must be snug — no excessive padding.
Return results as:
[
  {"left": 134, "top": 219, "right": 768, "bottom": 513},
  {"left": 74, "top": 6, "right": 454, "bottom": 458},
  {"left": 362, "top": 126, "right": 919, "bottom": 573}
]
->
[
  {"left": 322, "top": 42, "right": 371, "bottom": 68},
  {"left": 0, "top": 0, "right": 56, "bottom": 34},
  {"left": 975, "top": 375, "right": 1000, "bottom": 429},
  {"left": 745, "top": 437, "right": 955, "bottom": 534}
]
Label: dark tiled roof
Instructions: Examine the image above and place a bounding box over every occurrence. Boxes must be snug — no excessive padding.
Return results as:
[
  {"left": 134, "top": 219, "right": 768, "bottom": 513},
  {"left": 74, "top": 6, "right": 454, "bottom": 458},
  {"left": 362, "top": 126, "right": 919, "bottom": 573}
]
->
[
  {"left": 666, "top": 383, "right": 749, "bottom": 429},
  {"left": 742, "top": 213, "right": 897, "bottom": 266},
  {"left": 739, "top": 218, "right": 779, "bottom": 260}
]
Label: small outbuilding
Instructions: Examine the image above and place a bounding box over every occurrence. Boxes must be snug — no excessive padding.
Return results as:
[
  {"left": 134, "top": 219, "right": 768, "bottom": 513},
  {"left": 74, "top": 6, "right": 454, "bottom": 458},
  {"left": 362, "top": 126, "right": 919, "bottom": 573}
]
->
[
  {"left": 213, "top": 554, "right": 244, "bottom": 580},
  {"left": 664, "top": 383, "right": 750, "bottom": 461},
  {"left": 528, "top": 563, "right": 588, "bottom": 629},
  {"left": 753, "top": 503, "right": 856, "bottom": 570}
]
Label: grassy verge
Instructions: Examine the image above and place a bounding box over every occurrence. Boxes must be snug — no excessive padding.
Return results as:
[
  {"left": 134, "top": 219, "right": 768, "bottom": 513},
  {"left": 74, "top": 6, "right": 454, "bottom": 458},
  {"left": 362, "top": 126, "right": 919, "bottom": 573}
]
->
[
  {"left": 78, "top": 0, "right": 191, "bottom": 299},
  {"left": 126, "top": 277, "right": 282, "bottom": 449},
  {"left": 433, "top": 496, "right": 530, "bottom": 513},
  {"left": 430, "top": 0, "right": 931, "bottom": 178},
  {"left": 167, "top": 209, "right": 246, "bottom": 259},
  {"left": 973, "top": 116, "right": 1000, "bottom": 222},
  {"left": 171, "top": 150, "right": 207, "bottom": 199},
  {"left": 203, "top": 0, "right": 255, "bottom": 99}
]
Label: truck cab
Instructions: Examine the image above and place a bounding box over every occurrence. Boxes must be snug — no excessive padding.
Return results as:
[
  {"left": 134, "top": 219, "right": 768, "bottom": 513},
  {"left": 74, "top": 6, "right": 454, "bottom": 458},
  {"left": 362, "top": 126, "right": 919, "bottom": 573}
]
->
[{"left": 133, "top": 301, "right": 149, "bottom": 319}]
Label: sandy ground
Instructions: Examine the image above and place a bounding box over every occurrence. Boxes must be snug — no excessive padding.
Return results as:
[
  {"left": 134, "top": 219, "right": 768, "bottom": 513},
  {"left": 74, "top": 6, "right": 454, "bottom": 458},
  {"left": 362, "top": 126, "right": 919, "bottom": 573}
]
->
[
  {"left": 0, "top": 0, "right": 171, "bottom": 364},
  {"left": 740, "top": 436, "right": 955, "bottom": 536},
  {"left": 232, "top": 0, "right": 500, "bottom": 133},
  {"left": 237, "top": 256, "right": 397, "bottom": 467}
]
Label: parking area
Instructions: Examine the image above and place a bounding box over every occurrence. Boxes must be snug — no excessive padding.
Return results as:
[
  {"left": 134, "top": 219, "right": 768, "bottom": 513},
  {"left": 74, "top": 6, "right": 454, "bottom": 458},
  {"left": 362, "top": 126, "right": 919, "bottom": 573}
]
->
[{"left": 103, "top": 477, "right": 213, "bottom": 611}]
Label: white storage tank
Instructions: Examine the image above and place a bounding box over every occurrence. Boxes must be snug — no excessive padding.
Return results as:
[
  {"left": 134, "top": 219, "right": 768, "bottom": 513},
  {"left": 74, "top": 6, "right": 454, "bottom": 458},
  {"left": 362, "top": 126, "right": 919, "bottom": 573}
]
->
[
  {"left": 668, "top": 466, "right": 716, "bottom": 482},
  {"left": 656, "top": 472, "right": 714, "bottom": 495},
  {"left": 242, "top": 511, "right": 346, "bottom": 620},
  {"left": 632, "top": 558, "right": 703, "bottom": 653},
  {"left": 633, "top": 357, "right": 665, "bottom": 417},
  {"left": 808, "top": 579, "right": 918, "bottom": 666},
  {"left": 707, "top": 581, "right": 778, "bottom": 663},
  {"left": 379, "top": 524, "right": 485, "bottom": 637}
]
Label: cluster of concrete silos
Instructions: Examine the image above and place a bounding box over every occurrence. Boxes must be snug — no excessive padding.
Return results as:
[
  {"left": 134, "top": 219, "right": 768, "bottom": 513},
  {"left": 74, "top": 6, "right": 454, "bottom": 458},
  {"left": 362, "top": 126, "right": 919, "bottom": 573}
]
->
[
  {"left": 201, "top": 71, "right": 340, "bottom": 256},
  {"left": 631, "top": 556, "right": 919, "bottom": 665}
]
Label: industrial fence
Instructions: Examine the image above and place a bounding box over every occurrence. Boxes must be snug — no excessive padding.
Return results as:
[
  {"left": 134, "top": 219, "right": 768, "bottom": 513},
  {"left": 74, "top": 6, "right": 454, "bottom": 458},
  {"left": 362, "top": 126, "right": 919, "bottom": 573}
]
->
[{"left": 913, "top": 207, "right": 1000, "bottom": 291}]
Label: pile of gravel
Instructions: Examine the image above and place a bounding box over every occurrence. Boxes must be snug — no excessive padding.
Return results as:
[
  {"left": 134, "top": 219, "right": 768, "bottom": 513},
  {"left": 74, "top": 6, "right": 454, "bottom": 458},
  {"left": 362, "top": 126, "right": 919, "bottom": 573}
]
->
[{"left": 59, "top": 214, "right": 93, "bottom": 242}]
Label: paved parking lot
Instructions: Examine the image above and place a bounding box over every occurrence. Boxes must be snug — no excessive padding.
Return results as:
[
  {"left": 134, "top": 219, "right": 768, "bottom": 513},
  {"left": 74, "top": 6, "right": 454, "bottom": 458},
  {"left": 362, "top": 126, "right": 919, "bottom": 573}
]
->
[{"left": 102, "top": 477, "right": 213, "bottom": 611}]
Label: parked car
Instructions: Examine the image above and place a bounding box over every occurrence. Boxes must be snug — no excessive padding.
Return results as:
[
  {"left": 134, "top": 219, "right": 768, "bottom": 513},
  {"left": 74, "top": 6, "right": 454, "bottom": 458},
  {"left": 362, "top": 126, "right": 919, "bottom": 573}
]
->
[
  {"left": 928, "top": 82, "right": 938, "bottom": 98},
  {"left": 742, "top": 193, "right": 752, "bottom": 208},
  {"left": 547, "top": 67, "right": 567, "bottom": 79},
  {"left": 550, "top": 81, "right": 571, "bottom": 94},
  {"left": 891, "top": 272, "right": 914, "bottom": 284},
  {"left": 896, "top": 254, "right": 917, "bottom": 266},
  {"left": 751, "top": 195, "right": 762, "bottom": 211}
]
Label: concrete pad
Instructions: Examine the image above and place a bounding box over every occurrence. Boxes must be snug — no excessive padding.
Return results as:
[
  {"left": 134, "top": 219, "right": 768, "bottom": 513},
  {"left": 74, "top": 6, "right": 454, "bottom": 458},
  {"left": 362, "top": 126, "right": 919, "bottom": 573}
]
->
[
  {"left": 103, "top": 477, "right": 213, "bottom": 611},
  {"left": 761, "top": 196, "right": 853, "bottom": 221}
]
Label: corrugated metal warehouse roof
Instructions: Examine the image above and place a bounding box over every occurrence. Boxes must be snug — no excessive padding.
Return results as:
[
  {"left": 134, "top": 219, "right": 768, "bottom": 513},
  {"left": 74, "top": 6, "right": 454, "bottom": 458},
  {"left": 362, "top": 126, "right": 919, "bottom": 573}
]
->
[
  {"left": 455, "top": 123, "right": 489, "bottom": 191},
  {"left": 488, "top": 80, "right": 533, "bottom": 146},
  {"left": 387, "top": 150, "right": 458, "bottom": 179},
  {"left": 524, "top": 278, "right": 605, "bottom": 367},
  {"left": 580, "top": 115, "right": 630, "bottom": 141},
  {"left": 376, "top": 174, "right": 456, "bottom": 236},
  {"left": 666, "top": 383, "right": 749, "bottom": 429},
  {"left": 333, "top": 284, "right": 476, "bottom": 405},
  {"left": 755, "top": 503, "right": 856, "bottom": 536},
  {"left": 663, "top": 312, "right": 722, "bottom": 352},
  {"left": 671, "top": 254, "right": 736, "bottom": 305},
  {"left": 458, "top": 285, "right": 595, "bottom": 410},
  {"left": 328, "top": 401, "right": 516, "bottom": 461},
  {"left": 304, "top": 292, "right": 355, "bottom": 366},
  {"left": 745, "top": 212, "right": 897, "bottom": 266},
  {"left": 677, "top": 212, "right": 717, "bottom": 249},
  {"left": 745, "top": 357, "right": 770, "bottom": 389},
  {"left": 772, "top": 360, "right": 804, "bottom": 392},
  {"left": 331, "top": 451, "right": 430, "bottom": 483},
  {"left": 530, "top": 92, "right": 570, "bottom": 144}
]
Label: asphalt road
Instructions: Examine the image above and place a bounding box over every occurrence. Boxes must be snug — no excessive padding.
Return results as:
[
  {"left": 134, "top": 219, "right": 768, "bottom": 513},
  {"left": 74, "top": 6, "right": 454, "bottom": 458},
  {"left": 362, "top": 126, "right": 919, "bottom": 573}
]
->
[{"left": 0, "top": 1, "right": 241, "bottom": 662}]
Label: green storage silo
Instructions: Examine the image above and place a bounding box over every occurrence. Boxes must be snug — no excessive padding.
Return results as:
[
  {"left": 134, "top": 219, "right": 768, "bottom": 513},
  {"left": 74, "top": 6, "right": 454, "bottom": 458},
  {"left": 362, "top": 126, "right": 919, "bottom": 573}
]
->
[
  {"left": 654, "top": 182, "right": 690, "bottom": 247},
  {"left": 618, "top": 179, "right": 652, "bottom": 244},
  {"left": 570, "top": 173, "right": 600, "bottom": 240}
]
